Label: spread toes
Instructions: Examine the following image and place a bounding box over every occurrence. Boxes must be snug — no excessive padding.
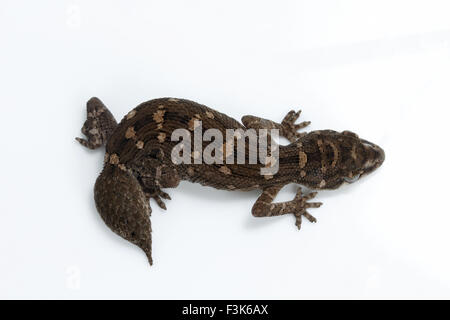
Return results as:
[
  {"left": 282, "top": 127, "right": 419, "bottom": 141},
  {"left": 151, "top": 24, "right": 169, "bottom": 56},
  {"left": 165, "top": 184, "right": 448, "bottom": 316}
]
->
[
  {"left": 145, "top": 189, "right": 171, "bottom": 210},
  {"left": 281, "top": 109, "right": 310, "bottom": 142},
  {"left": 293, "top": 188, "right": 322, "bottom": 229}
]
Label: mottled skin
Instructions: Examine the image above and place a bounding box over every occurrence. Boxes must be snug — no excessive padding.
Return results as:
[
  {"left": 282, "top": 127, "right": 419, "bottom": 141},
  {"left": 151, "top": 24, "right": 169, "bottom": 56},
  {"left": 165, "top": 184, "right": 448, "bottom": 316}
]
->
[{"left": 77, "top": 97, "right": 385, "bottom": 265}]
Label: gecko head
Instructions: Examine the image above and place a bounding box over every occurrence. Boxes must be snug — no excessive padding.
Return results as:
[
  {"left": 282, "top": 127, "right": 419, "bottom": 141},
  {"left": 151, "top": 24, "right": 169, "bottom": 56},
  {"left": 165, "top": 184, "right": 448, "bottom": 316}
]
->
[
  {"left": 340, "top": 131, "right": 385, "bottom": 182},
  {"left": 299, "top": 130, "right": 385, "bottom": 190},
  {"left": 76, "top": 97, "right": 117, "bottom": 149}
]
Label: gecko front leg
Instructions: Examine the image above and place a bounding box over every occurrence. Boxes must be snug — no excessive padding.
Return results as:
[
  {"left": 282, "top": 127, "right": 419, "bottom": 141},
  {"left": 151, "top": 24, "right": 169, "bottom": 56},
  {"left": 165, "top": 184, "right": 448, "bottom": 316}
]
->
[
  {"left": 242, "top": 109, "right": 310, "bottom": 143},
  {"left": 280, "top": 110, "right": 310, "bottom": 143},
  {"left": 252, "top": 185, "right": 322, "bottom": 229}
]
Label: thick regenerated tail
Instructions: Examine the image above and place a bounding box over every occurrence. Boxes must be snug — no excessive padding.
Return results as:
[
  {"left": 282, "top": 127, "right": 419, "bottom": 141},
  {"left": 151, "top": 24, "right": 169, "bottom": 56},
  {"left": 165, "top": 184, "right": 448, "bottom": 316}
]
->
[{"left": 94, "top": 164, "right": 153, "bottom": 265}]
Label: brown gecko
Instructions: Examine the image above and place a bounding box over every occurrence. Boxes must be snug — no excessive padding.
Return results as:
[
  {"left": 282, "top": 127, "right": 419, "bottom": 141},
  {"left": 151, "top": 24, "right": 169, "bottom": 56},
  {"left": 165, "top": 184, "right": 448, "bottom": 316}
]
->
[{"left": 77, "top": 97, "right": 385, "bottom": 265}]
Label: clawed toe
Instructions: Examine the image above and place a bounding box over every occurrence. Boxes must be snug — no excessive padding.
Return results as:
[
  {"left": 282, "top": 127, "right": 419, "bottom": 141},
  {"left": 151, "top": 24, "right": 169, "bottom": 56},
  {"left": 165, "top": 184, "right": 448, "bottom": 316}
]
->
[
  {"left": 295, "top": 213, "right": 303, "bottom": 230},
  {"left": 303, "top": 211, "right": 317, "bottom": 223},
  {"left": 294, "top": 210, "right": 317, "bottom": 229},
  {"left": 306, "top": 202, "right": 322, "bottom": 209},
  {"left": 158, "top": 190, "right": 171, "bottom": 200},
  {"left": 153, "top": 195, "right": 167, "bottom": 210},
  {"left": 295, "top": 121, "right": 311, "bottom": 130}
]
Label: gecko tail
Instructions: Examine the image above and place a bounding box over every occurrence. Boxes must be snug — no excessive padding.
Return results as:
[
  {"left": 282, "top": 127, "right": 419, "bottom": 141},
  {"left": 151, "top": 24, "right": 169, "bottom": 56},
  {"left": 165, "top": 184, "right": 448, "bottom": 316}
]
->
[{"left": 94, "top": 164, "right": 153, "bottom": 265}]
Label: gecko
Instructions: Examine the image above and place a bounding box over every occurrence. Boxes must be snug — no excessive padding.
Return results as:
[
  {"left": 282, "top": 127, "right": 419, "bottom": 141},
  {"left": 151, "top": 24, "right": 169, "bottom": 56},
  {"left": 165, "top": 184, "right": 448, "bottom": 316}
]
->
[{"left": 76, "top": 97, "right": 385, "bottom": 265}]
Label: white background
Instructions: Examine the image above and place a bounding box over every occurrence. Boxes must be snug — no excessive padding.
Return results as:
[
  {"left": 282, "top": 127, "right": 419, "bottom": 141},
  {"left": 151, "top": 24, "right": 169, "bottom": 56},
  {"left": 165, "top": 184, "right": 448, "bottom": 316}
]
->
[{"left": 1, "top": 0, "right": 450, "bottom": 299}]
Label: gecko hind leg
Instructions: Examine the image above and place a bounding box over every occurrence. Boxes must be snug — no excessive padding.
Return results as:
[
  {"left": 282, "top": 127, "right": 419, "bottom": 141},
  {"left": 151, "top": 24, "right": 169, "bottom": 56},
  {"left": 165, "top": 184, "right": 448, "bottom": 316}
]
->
[
  {"left": 136, "top": 151, "right": 180, "bottom": 211},
  {"left": 242, "top": 109, "right": 310, "bottom": 143},
  {"left": 252, "top": 185, "right": 322, "bottom": 229},
  {"left": 76, "top": 97, "right": 117, "bottom": 149}
]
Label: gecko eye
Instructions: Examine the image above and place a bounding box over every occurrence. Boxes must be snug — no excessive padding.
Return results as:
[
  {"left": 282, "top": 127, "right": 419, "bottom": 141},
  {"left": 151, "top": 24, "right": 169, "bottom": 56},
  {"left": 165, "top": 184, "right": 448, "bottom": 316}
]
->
[{"left": 344, "top": 173, "right": 361, "bottom": 183}]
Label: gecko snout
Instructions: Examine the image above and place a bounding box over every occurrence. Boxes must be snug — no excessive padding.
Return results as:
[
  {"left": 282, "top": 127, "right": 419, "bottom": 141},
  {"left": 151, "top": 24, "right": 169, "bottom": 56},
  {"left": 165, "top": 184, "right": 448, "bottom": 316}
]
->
[{"left": 361, "top": 139, "right": 385, "bottom": 176}]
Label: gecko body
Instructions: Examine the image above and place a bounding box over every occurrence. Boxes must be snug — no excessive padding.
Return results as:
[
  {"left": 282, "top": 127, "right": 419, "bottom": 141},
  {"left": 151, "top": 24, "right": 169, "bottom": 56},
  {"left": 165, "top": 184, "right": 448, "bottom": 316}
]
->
[{"left": 77, "top": 97, "right": 385, "bottom": 265}]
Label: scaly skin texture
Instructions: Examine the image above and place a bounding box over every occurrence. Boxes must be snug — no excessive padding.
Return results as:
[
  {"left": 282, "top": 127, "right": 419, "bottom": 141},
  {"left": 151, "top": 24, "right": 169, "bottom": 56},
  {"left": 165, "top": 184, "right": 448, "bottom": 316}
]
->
[{"left": 77, "top": 97, "right": 385, "bottom": 265}]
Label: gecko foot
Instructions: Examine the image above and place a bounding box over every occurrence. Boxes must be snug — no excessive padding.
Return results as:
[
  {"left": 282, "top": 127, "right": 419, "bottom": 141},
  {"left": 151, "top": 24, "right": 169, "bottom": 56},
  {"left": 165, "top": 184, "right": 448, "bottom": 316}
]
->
[
  {"left": 145, "top": 188, "right": 171, "bottom": 210},
  {"left": 292, "top": 189, "right": 322, "bottom": 230},
  {"left": 281, "top": 110, "right": 310, "bottom": 143}
]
